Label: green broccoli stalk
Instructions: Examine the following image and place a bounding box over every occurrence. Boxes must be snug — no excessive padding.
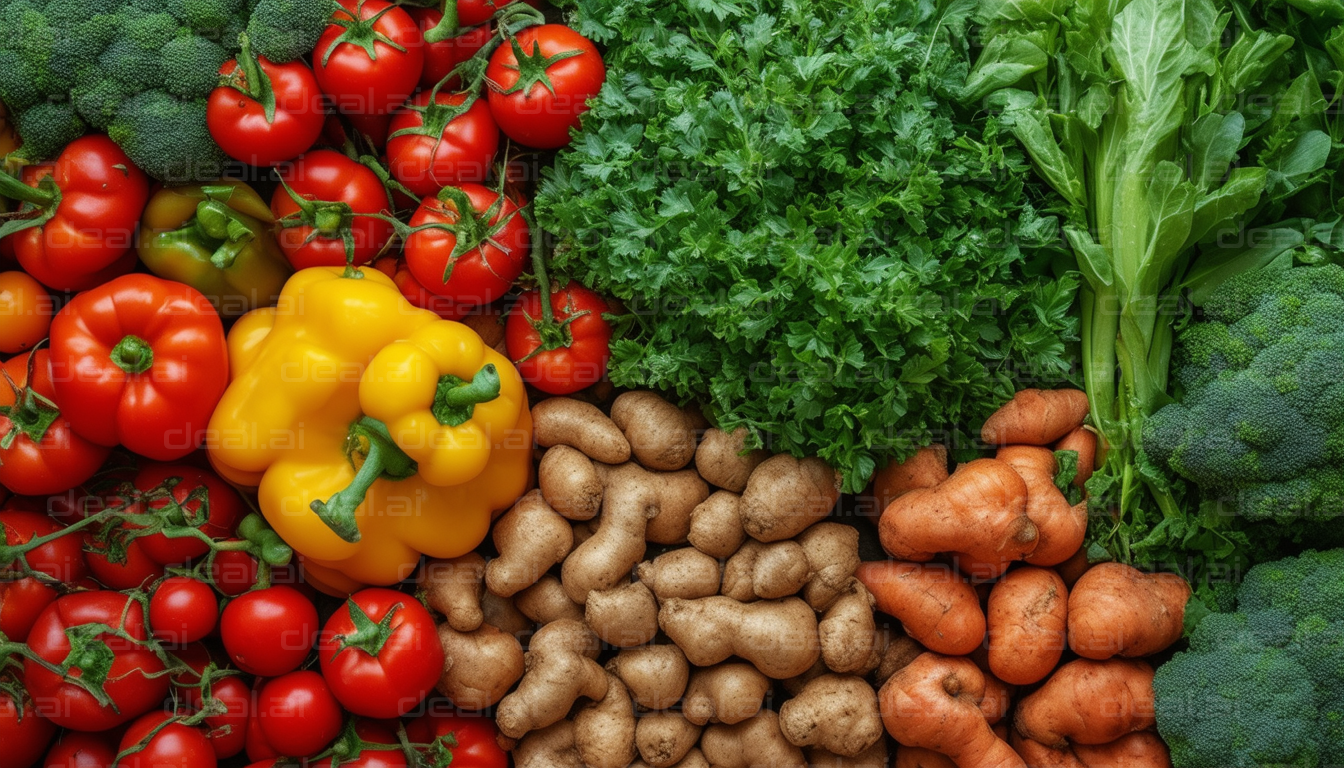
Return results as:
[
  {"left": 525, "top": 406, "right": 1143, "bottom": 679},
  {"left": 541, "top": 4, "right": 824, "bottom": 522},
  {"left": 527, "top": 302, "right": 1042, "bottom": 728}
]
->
[{"left": 1154, "top": 549, "right": 1344, "bottom": 767}]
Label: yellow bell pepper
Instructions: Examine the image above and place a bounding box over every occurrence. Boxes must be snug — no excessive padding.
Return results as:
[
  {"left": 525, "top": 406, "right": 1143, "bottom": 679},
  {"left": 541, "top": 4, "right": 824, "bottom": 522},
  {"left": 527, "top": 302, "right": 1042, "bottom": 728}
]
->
[{"left": 207, "top": 266, "right": 532, "bottom": 589}]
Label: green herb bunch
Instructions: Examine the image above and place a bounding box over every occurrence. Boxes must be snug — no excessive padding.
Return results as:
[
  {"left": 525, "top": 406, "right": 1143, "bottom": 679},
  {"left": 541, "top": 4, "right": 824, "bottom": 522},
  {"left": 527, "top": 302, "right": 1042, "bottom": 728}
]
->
[{"left": 537, "top": 0, "right": 1081, "bottom": 491}]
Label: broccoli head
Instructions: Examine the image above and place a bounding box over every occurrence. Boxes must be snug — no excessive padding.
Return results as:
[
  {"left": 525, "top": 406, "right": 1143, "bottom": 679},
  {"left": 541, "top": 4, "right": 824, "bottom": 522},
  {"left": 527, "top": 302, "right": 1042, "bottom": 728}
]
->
[
  {"left": 246, "top": 0, "right": 332, "bottom": 63},
  {"left": 1155, "top": 549, "right": 1344, "bottom": 767},
  {"left": 165, "top": 0, "right": 242, "bottom": 32},
  {"left": 107, "top": 89, "right": 225, "bottom": 181},
  {"left": 1145, "top": 265, "right": 1344, "bottom": 532},
  {"left": 12, "top": 100, "right": 86, "bottom": 160},
  {"left": 160, "top": 35, "right": 229, "bottom": 98}
]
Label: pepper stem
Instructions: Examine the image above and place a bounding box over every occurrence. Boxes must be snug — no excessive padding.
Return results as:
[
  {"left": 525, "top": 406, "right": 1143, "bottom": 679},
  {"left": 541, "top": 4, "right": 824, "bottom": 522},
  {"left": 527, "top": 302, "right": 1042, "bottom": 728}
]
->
[
  {"left": 195, "top": 199, "right": 255, "bottom": 270},
  {"left": 0, "top": 170, "right": 55, "bottom": 207},
  {"left": 432, "top": 364, "right": 501, "bottom": 427},
  {"left": 310, "top": 418, "right": 417, "bottom": 543},
  {"left": 110, "top": 336, "right": 154, "bottom": 375}
]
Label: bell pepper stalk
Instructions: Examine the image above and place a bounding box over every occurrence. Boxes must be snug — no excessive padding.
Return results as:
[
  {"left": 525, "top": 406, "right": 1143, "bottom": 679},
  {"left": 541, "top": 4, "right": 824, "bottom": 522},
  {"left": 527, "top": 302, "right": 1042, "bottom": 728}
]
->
[
  {"left": 206, "top": 267, "right": 532, "bottom": 590},
  {"left": 220, "top": 34, "right": 277, "bottom": 123},
  {"left": 322, "top": 0, "right": 409, "bottom": 67},
  {"left": 137, "top": 181, "right": 292, "bottom": 316},
  {"left": 0, "top": 170, "right": 60, "bottom": 240}
]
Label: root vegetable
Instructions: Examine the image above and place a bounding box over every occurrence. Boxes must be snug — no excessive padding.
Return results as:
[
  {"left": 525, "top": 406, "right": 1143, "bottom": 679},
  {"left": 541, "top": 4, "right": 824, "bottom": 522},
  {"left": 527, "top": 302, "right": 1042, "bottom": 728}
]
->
[
  {"left": 496, "top": 620, "right": 607, "bottom": 738},
  {"left": 515, "top": 575, "right": 584, "bottom": 624},
  {"left": 534, "top": 397, "right": 632, "bottom": 464},
  {"left": 1010, "top": 731, "right": 1172, "bottom": 768},
  {"left": 1053, "top": 427, "right": 1097, "bottom": 489},
  {"left": 481, "top": 590, "right": 532, "bottom": 637},
  {"left": 513, "top": 721, "right": 583, "bottom": 768},
  {"left": 701, "top": 711, "right": 807, "bottom": 768},
  {"left": 572, "top": 519, "right": 598, "bottom": 546},
  {"left": 611, "top": 390, "right": 699, "bottom": 471},
  {"left": 740, "top": 455, "right": 841, "bottom": 542},
  {"left": 487, "top": 490, "right": 574, "bottom": 598},
  {"left": 695, "top": 427, "right": 769, "bottom": 492},
  {"left": 420, "top": 553, "right": 486, "bottom": 632},
  {"left": 637, "top": 549, "right": 722, "bottom": 600},
  {"left": 688, "top": 491, "right": 746, "bottom": 557},
  {"left": 980, "top": 389, "right": 1090, "bottom": 446},
  {"left": 798, "top": 523, "right": 862, "bottom": 611},
  {"left": 1055, "top": 547, "right": 1091, "bottom": 590},
  {"left": 808, "top": 741, "right": 889, "bottom": 768},
  {"left": 870, "top": 446, "right": 949, "bottom": 514},
  {"left": 778, "top": 674, "right": 884, "bottom": 757},
  {"left": 782, "top": 657, "right": 829, "bottom": 696},
  {"left": 539, "top": 445, "right": 604, "bottom": 520},
  {"left": 979, "top": 672, "right": 1014, "bottom": 725},
  {"left": 632, "top": 748, "right": 710, "bottom": 768},
  {"left": 1013, "top": 658, "right": 1156, "bottom": 748},
  {"left": 434, "top": 622, "right": 524, "bottom": 710},
  {"left": 1066, "top": 564, "right": 1189, "bottom": 660},
  {"left": 644, "top": 469, "right": 711, "bottom": 544},
  {"left": 879, "top": 653, "right": 1024, "bottom": 768},
  {"left": 635, "top": 711, "right": 702, "bottom": 767},
  {"left": 586, "top": 580, "right": 660, "bottom": 647},
  {"left": 721, "top": 539, "right": 812, "bottom": 601},
  {"left": 895, "top": 746, "right": 957, "bottom": 768},
  {"left": 562, "top": 464, "right": 660, "bottom": 603},
  {"left": 606, "top": 645, "right": 690, "bottom": 710},
  {"left": 987, "top": 567, "right": 1068, "bottom": 686},
  {"left": 855, "top": 561, "right": 985, "bottom": 656},
  {"left": 873, "top": 628, "right": 925, "bottom": 686},
  {"left": 818, "top": 579, "right": 880, "bottom": 675},
  {"left": 658, "top": 595, "right": 821, "bottom": 679},
  {"left": 879, "top": 459, "right": 1037, "bottom": 567},
  {"left": 574, "top": 673, "right": 637, "bottom": 768},
  {"left": 995, "top": 447, "right": 1086, "bottom": 567},
  {"left": 683, "top": 663, "right": 772, "bottom": 725}
]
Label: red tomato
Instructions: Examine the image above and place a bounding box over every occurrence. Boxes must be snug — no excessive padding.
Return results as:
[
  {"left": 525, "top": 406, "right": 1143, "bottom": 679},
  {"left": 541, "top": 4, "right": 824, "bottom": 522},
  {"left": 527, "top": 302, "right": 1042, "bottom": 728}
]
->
[
  {"left": 506, "top": 280, "right": 613, "bottom": 394},
  {"left": 117, "top": 711, "right": 217, "bottom": 768},
  {"left": 0, "top": 351, "right": 110, "bottom": 496},
  {"left": 209, "top": 546, "right": 260, "bottom": 596},
  {"left": 314, "top": 0, "right": 424, "bottom": 116},
  {"left": 456, "top": 0, "right": 519, "bottom": 26},
  {"left": 209, "top": 54, "right": 325, "bottom": 166},
  {"left": 387, "top": 91, "right": 498, "bottom": 198},
  {"left": 24, "top": 592, "right": 169, "bottom": 731},
  {"left": 83, "top": 534, "right": 164, "bottom": 591},
  {"left": 133, "top": 463, "right": 244, "bottom": 565},
  {"left": 0, "top": 509, "right": 87, "bottom": 641},
  {"left": 485, "top": 25, "right": 605, "bottom": 149},
  {"left": 271, "top": 150, "right": 395, "bottom": 269},
  {"left": 8, "top": 136, "right": 149, "bottom": 291},
  {"left": 251, "top": 672, "right": 343, "bottom": 759},
  {"left": 0, "top": 271, "right": 53, "bottom": 355},
  {"left": 405, "top": 709, "right": 508, "bottom": 768},
  {"left": 410, "top": 8, "right": 493, "bottom": 90},
  {"left": 220, "top": 585, "right": 318, "bottom": 677},
  {"left": 42, "top": 731, "right": 118, "bottom": 768},
  {"left": 372, "top": 257, "right": 465, "bottom": 319},
  {"left": 318, "top": 588, "right": 444, "bottom": 718},
  {"left": 322, "top": 111, "right": 392, "bottom": 151},
  {"left": 0, "top": 680, "right": 56, "bottom": 768},
  {"left": 48, "top": 274, "right": 229, "bottom": 462},
  {"left": 404, "top": 184, "right": 529, "bottom": 305},
  {"left": 191, "top": 675, "right": 251, "bottom": 760},
  {"left": 309, "top": 719, "right": 404, "bottom": 768},
  {"left": 0, "top": 578, "right": 57, "bottom": 643},
  {"left": 149, "top": 577, "right": 219, "bottom": 644}
]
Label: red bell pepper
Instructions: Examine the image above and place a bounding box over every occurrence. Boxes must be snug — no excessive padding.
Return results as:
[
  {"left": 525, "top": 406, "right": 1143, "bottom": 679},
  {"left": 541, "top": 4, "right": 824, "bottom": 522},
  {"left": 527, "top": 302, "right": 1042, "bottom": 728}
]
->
[
  {"left": 0, "top": 135, "right": 149, "bottom": 292},
  {"left": 48, "top": 274, "right": 229, "bottom": 461}
]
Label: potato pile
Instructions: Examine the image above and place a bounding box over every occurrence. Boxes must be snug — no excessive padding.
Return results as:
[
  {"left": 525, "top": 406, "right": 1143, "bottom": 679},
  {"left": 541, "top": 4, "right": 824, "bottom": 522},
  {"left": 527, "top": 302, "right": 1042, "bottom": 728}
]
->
[
  {"left": 418, "top": 391, "right": 907, "bottom": 768},
  {"left": 867, "top": 389, "right": 1187, "bottom": 767}
]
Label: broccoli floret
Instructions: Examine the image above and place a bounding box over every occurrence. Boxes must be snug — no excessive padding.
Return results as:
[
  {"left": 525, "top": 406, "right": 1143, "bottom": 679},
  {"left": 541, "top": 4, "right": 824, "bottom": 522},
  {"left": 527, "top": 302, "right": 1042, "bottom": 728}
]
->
[
  {"left": 246, "top": 0, "right": 331, "bottom": 63},
  {"left": 166, "top": 0, "right": 242, "bottom": 31},
  {"left": 71, "top": 75, "right": 133, "bottom": 129},
  {"left": 1155, "top": 550, "right": 1344, "bottom": 767},
  {"left": 0, "top": 1, "right": 72, "bottom": 100},
  {"left": 122, "top": 10, "right": 185, "bottom": 48},
  {"left": 99, "top": 37, "right": 163, "bottom": 91},
  {"left": 1146, "top": 265, "right": 1344, "bottom": 531},
  {"left": 13, "top": 101, "right": 85, "bottom": 160},
  {"left": 160, "top": 35, "right": 228, "bottom": 98},
  {"left": 107, "top": 89, "right": 225, "bottom": 181}
]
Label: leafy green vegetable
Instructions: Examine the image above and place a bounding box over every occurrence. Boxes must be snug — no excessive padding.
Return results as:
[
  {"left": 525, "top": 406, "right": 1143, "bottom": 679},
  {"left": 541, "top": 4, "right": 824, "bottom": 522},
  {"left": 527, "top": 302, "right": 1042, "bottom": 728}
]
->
[
  {"left": 537, "top": 0, "right": 1081, "bottom": 491},
  {"left": 965, "top": 0, "right": 1343, "bottom": 577}
]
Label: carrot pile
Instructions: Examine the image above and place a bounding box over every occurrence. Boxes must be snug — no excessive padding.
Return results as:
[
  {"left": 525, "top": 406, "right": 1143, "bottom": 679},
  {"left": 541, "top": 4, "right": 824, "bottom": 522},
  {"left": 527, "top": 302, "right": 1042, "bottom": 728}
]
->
[{"left": 861, "top": 390, "right": 1187, "bottom": 768}]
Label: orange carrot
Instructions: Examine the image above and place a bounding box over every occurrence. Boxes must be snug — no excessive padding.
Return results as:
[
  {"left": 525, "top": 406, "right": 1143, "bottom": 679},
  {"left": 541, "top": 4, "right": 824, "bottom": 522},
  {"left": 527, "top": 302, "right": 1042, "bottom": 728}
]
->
[
  {"left": 880, "top": 653, "right": 1025, "bottom": 768},
  {"left": 995, "top": 447, "right": 1087, "bottom": 567},
  {"left": 1053, "top": 427, "right": 1097, "bottom": 489},
  {"left": 867, "top": 446, "right": 950, "bottom": 516},
  {"left": 1011, "top": 731, "right": 1171, "bottom": 768},
  {"left": 1054, "top": 547, "right": 1091, "bottom": 590},
  {"left": 856, "top": 561, "right": 985, "bottom": 657},
  {"left": 982, "top": 389, "right": 1089, "bottom": 446},
  {"left": 879, "top": 459, "right": 1037, "bottom": 568},
  {"left": 987, "top": 567, "right": 1067, "bottom": 686},
  {"left": 1014, "top": 659, "right": 1156, "bottom": 748},
  {"left": 895, "top": 746, "right": 958, "bottom": 768},
  {"left": 1066, "top": 563, "right": 1189, "bottom": 660}
]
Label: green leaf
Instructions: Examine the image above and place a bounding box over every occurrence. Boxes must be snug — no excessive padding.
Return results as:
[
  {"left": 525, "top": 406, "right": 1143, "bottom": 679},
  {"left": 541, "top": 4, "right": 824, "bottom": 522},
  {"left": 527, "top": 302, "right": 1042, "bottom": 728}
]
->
[
  {"left": 1185, "top": 166, "right": 1267, "bottom": 249},
  {"left": 1264, "top": 130, "right": 1332, "bottom": 198},
  {"left": 987, "top": 90, "right": 1085, "bottom": 207},
  {"left": 1141, "top": 161, "right": 1197, "bottom": 287},
  {"left": 1283, "top": 0, "right": 1344, "bottom": 21},
  {"left": 1186, "top": 112, "right": 1245, "bottom": 192},
  {"left": 1065, "top": 224, "right": 1113, "bottom": 289},
  {"left": 962, "top": 33, "right": 1049, "bottom": 103},
  {"left": 1221, "top": 29, "right": 1294, "bottom": 94}
]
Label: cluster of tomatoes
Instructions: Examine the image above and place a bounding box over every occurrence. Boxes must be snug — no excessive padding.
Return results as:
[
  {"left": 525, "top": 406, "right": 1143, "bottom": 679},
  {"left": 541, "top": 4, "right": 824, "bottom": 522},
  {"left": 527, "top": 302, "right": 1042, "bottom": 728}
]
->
[
  {"left": 1, "top": 457, "right": 505, "bottom": 768},
  {"left": 203, "top": 0, "right": 616, "bottom": 396}
]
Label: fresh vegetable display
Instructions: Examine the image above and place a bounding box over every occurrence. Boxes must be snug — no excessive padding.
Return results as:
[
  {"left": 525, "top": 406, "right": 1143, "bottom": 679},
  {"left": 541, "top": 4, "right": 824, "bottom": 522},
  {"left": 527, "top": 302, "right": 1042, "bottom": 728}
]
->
[{"left": 4, "top": 0, "right": 1344, "bottom": 765}]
